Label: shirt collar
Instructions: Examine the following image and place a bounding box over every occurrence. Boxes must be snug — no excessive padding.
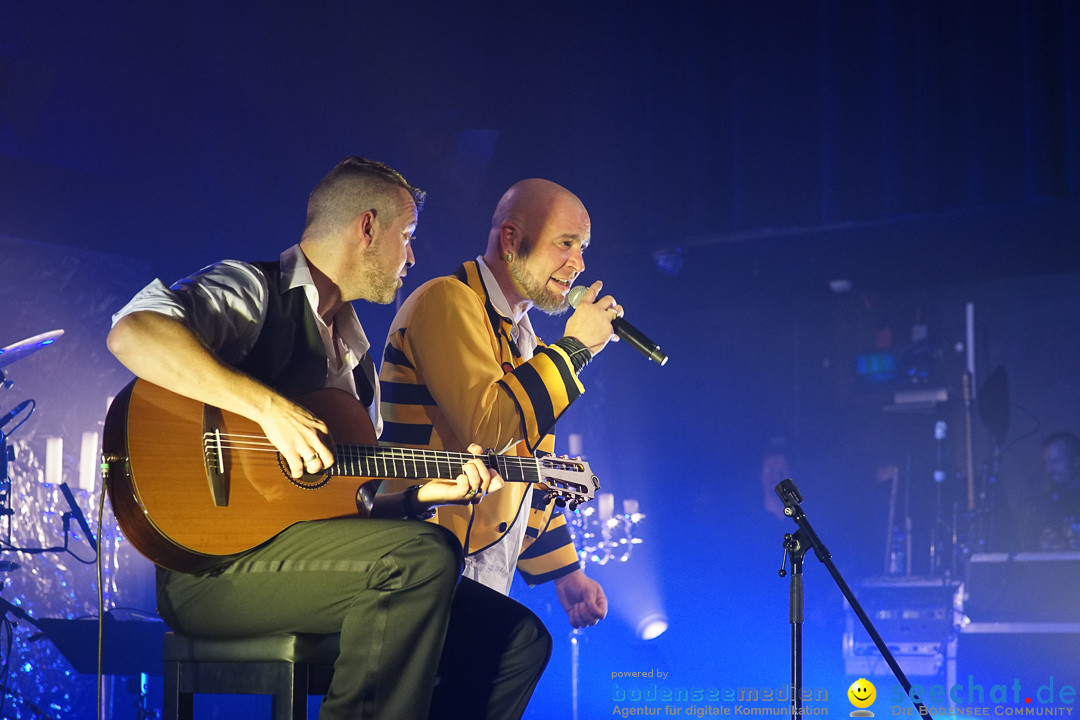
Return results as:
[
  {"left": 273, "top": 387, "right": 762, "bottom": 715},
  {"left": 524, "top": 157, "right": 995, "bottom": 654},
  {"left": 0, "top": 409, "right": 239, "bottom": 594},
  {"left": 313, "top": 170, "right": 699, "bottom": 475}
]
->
[
  {"left": 476, "top": 256, "right": 536, "bottom": 345},
  {"left": 280, "top": 244, "right": 313, "bottom": 293},
  {"left": 279, "top": 244, "right": 371, "bottom": 355}
]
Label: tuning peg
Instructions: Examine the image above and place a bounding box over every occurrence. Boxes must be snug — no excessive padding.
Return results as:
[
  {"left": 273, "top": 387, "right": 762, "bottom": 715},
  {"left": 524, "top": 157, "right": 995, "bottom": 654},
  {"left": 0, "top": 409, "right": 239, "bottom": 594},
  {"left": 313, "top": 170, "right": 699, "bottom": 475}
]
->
[{"left": 554, "top": 496, "right": 566, "bottom": 507}]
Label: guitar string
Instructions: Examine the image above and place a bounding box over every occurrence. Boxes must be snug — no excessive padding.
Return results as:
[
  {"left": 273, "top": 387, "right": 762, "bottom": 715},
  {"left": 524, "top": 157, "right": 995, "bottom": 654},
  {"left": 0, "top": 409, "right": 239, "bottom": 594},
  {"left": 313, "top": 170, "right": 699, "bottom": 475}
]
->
[
  {"left": 201, "top": 431, "right": 586, "bottom": 488},
  {"left": 205, "top": 431, "right": 526, "bottom": 465},
  {"left": 201, "top": 432, "right": 530, "bottom": 477}
]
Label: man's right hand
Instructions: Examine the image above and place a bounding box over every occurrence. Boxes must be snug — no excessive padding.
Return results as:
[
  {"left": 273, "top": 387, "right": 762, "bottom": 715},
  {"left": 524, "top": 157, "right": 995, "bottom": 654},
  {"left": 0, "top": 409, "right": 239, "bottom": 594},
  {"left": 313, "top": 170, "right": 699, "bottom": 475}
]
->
[{"left": 255, "top": 395, "right": 334, "bottom": 479}]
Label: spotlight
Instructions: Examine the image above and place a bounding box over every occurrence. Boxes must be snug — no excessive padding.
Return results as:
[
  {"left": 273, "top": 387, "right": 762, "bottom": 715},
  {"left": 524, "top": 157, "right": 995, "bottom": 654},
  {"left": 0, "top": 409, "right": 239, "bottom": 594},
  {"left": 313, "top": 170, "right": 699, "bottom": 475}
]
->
[
  {"left": 652, "top": 248, "right": 684, "bottom": 275},
  {"left": 828, "top": 278, "right": 852, "bottom": 294},
  {"left": 636, "top": 613, "right": 669, "bottom": 640}
]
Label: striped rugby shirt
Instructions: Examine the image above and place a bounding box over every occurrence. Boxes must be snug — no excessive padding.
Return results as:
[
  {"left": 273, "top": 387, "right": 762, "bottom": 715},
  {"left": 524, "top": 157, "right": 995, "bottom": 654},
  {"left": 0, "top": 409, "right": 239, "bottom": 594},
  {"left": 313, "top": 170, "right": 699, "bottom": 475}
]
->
[{"left": 378, "top": 259, "right": 583, "bottom": 586}]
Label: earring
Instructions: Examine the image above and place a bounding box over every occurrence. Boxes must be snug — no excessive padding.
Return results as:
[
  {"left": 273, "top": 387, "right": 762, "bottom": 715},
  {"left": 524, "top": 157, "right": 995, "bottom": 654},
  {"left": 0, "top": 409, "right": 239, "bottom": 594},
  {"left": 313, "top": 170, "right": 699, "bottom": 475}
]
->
[{"left": 505, "top": 252, "right": 513, "bottom": 262}]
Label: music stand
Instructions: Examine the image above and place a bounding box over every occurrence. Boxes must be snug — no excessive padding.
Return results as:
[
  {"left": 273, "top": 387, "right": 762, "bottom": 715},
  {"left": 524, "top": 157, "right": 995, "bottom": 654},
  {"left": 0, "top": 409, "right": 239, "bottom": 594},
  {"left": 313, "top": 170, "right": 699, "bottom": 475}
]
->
[{"left": 29, "top": 613, "right": 168, "bottom": 676}]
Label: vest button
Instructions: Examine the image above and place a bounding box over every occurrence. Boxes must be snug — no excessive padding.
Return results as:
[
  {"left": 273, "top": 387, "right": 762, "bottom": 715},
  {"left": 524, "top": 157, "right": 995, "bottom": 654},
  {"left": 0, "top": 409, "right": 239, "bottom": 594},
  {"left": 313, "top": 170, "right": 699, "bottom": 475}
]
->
[{"left": 497, "top": 522, "right": 508, "bottom": 533}]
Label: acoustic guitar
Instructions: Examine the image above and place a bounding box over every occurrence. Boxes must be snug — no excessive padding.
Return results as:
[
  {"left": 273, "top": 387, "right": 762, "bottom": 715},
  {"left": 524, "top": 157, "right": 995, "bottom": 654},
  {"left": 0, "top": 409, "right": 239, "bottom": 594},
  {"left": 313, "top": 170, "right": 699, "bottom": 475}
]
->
[{"left": 101, "top": 379, "right": 598, "bottom": 573}]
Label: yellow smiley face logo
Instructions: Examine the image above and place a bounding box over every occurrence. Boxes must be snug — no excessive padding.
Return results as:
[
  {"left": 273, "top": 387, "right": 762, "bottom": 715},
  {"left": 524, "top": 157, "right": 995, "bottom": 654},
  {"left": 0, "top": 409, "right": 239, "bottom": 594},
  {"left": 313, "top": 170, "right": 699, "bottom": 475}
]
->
[{"left": 847, "top": 678, "right": 876, "bottom": 708}]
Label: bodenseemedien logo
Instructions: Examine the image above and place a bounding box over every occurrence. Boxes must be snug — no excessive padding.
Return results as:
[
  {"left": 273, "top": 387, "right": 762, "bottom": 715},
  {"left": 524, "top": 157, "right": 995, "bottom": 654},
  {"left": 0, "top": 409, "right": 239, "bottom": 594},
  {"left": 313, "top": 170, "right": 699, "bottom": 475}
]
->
[{"left": 848, "top": 678, "right": 876, "bottom": 717}]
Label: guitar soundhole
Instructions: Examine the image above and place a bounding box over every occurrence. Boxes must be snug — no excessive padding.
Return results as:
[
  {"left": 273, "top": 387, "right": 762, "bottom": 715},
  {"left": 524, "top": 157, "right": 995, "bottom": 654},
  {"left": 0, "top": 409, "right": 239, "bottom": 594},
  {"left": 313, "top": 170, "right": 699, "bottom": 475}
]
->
[{"left": 276, "top": 454, "right": 332, "bottom": 490}]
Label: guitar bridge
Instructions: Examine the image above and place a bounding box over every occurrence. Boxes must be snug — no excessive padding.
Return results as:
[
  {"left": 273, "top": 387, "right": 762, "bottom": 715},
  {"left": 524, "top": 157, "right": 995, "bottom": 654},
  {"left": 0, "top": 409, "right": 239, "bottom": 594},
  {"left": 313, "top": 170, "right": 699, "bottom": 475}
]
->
[{"left": 203, "top": 406, "right": 230, "bottom": 507}]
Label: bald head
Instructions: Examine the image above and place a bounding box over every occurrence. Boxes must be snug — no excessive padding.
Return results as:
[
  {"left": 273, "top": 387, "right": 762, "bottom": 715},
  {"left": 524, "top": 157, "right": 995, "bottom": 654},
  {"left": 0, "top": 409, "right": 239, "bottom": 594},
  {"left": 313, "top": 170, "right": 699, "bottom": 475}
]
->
[
  {"left": 482, "top": 178, "right": 591, "bottom": 313},
  {"left": 486, "top": 179, "right": 589, "bottom": 255}
]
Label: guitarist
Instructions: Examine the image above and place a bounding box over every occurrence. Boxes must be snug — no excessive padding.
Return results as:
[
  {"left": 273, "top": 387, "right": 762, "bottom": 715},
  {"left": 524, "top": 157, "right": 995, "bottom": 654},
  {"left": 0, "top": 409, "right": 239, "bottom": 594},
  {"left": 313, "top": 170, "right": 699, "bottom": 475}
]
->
[
  {"left": 379, "top": 178, "right": 620, "bottom": 719},
  {"left": 106, "top": 157, "right": 504, "bottom": 720}
]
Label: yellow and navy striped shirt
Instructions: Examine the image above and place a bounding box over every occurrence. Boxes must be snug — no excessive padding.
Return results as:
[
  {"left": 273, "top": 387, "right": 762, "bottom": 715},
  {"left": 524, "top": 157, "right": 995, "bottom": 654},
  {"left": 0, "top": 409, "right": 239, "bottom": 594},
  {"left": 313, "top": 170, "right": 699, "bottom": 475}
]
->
[{"left": 379, "top": 260, "right": 583, "bottom": 584}]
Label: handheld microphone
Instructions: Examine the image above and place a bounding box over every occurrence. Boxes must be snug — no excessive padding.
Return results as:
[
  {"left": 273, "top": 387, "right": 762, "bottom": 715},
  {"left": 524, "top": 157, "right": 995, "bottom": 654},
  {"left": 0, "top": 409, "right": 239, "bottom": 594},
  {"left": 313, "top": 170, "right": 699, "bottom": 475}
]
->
[
  {"left": 567, "top": 286, "right": 668, "bottom": 366},
  {"left": 0, "top": 399, "right": 33, "bottom": 432}
]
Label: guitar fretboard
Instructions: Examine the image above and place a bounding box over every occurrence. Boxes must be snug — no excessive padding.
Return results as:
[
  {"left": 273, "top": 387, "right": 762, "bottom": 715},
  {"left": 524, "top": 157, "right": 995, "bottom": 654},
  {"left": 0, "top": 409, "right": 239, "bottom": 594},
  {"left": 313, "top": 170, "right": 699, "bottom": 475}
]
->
[{"left": 333, "top": 445, "right": 543, "bottom": 484}]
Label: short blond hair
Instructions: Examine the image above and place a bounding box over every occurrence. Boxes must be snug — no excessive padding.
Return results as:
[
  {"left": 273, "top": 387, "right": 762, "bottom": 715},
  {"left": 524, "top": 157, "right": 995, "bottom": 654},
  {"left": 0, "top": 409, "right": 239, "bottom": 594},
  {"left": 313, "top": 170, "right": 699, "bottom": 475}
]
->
[{"left": 304, "top": 157, "right": 425, "bottom": 235}]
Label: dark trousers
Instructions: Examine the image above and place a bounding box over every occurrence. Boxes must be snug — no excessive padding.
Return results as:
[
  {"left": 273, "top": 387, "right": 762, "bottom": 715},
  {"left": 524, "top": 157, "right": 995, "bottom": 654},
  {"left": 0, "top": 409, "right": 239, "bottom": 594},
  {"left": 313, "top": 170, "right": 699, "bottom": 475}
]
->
[
  {"left": 432, "top": 577, "right": 553, "bottom": 720},
  {"left": 157, "top": 518, "right": 462, "bottom": 719},
  {"left": 157, "top": 519, "right": 552, "bottom": 720}
]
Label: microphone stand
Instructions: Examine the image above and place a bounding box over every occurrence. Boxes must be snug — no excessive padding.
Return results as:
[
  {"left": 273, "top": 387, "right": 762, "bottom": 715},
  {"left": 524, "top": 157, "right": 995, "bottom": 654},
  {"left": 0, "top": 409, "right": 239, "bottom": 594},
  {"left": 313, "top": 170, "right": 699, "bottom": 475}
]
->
[
  {"left": 778, "top": 529, "right": 806, "bottom": 713},
  {"left": 775, "top": 479, "right": 931, "bottom": 718},
  {"left": 0, "top": 427, "right": 18, "bottom": 564}
]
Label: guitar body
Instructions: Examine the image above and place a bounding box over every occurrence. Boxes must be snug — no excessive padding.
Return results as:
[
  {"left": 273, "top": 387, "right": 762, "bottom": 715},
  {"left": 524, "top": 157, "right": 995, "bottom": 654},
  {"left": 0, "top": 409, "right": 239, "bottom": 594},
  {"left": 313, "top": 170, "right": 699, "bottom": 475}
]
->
[{"left": 103, "top": 380, "right": 378, "bottom": 573}]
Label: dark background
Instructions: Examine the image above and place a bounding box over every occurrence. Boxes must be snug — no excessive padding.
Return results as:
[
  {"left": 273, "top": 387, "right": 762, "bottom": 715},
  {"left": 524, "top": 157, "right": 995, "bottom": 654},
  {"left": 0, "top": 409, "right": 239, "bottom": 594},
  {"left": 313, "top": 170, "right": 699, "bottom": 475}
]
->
[{"left": 2, "top": 1, "right": 1078, "bottom": 717}]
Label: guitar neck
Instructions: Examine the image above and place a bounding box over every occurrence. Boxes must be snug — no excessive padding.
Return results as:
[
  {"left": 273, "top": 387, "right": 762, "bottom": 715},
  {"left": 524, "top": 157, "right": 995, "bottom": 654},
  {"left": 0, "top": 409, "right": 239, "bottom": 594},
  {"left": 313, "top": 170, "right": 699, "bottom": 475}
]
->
[{"left": 333, "top": 445, "right": 540, "bottom": 484}]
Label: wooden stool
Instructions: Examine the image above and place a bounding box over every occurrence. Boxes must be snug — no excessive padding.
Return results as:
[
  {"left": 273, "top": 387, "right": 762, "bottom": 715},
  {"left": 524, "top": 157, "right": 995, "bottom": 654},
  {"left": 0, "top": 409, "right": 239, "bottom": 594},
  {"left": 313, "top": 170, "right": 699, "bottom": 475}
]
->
[{"left": 163, "top": 631, "right": 339, "bottom": 720}]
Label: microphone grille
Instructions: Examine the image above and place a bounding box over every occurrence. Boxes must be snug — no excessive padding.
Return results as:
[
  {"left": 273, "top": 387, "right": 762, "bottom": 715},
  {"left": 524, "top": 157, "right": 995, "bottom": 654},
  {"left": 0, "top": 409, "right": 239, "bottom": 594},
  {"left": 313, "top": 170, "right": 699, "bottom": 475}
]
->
[{"left": 567, "top": 285, "right": 588, "bottom": 308}]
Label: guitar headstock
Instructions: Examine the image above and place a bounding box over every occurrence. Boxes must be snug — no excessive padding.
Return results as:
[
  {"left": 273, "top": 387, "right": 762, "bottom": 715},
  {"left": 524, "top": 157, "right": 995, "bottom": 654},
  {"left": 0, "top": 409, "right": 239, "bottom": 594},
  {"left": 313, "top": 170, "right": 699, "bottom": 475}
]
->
[{"left": 535, "top": 454, "right": 599, "bottom": 510}]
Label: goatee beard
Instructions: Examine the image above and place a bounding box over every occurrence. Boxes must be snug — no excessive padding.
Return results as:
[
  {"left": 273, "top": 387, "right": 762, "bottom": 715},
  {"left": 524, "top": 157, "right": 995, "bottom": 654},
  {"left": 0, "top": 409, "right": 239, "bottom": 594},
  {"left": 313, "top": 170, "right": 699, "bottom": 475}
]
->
[{"left": 510, "top": 263, "right": 570, "bottom": 316}]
